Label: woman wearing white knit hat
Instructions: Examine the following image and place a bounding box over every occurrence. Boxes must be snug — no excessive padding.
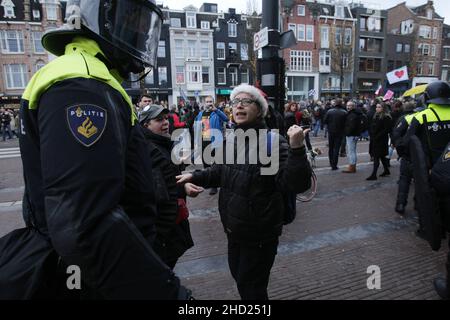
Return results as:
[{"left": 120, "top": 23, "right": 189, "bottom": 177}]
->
[{"left": 177, "top": 84, "right": 312, "bottom": 300}]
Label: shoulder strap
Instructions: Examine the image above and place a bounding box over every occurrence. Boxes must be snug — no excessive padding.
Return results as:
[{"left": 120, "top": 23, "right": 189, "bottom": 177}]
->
[
  {"left": 428, "top": 107, "right": 442, "bottom": 124},
  {"left": 422, "top": 114, "right": 434, "bottom": 165}
]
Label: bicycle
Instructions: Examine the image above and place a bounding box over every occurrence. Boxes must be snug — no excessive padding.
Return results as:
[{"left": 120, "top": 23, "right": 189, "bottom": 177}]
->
[{"left": 296, "top": 149, "right": 318, "bottom": 202}]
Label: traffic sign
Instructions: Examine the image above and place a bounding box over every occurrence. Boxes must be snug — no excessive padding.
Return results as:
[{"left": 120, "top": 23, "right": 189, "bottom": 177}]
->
[{"left": 253, "top": 27, "right": 269, "bottom": 51}]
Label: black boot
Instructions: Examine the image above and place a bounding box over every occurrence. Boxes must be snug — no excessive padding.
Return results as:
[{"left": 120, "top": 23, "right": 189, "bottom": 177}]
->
[
  {"left": 395, "top": 203, "right": 406, "bottom": 215},
  {"left": 380, "top": 169, "right": 390, "bottom": 177},
  {"left": 395, "top": 193, "right": 408, "bottom": 214},
  {"left": 366, "top": 174, "right": 377, "bottom": 181}
]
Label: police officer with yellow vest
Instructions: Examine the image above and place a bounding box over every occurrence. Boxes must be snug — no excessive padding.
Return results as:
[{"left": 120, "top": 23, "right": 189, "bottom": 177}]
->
[
  {"left": 406, "top": 81, "right": 450, "bottom": 299},
  {"left": 16, "top": 0, "right": 191, "bottom": 299}
]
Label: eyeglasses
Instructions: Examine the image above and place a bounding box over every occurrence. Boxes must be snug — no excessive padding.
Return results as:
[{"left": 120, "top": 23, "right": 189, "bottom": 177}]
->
[{"left": 230, "top": 98, "right": 257, "bottom": 107}]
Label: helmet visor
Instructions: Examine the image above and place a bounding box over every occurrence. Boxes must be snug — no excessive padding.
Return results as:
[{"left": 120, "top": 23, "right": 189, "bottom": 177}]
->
[{"left": 104, "top": 0, "right": 163, "bottom": 68}]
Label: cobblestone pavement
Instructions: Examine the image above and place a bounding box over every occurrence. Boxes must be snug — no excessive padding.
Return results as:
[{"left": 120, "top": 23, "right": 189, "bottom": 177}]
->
[{"left": 1, "top": 135, "right": 447, "bottom": 300}]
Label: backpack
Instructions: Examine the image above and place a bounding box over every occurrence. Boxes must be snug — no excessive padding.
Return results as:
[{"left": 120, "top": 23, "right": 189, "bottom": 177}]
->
[
  {"left": 266, "top": 131, "right": 297, "bottom": 225},
  {"left": 358, "top": 113, "right": 369, "bottom": 134}
]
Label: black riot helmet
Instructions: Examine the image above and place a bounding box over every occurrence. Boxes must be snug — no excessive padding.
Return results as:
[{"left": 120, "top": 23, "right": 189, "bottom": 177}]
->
[
  {"left": 42, "top": 0, "right": 163, "bottom": 77},
  {"left": 424, "top": 81, "right": 450, "bottom": 105}
]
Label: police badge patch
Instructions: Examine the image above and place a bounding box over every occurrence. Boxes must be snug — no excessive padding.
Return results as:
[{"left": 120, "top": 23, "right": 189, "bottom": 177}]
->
[{"left": 67, "top": 105, "right": 107, "bottom": 147}]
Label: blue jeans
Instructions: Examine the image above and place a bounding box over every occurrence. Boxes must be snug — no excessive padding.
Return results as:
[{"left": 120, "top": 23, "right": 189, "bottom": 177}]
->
[
  {"left": 2, "top": 124, "right": 12, "bottom": 141},
  {"left": 346, "top": 136, "right": 358, "bottom": 165},
  {"left": 313, "top": 120, "right": 321, "bottom": 137}
]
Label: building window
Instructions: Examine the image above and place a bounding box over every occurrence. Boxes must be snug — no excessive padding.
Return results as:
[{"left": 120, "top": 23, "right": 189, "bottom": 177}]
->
[
  {"left": 344, "top": 28, "right": 352, "bottom": 45},
  {"left": 444, "top": 47, "right": 450, "bottom": 60},
  {"left": 335, "top": 27, "right": 342, "bottom": 45},
  {"left": 367, "top": 17, "right": 382, "bottom": 32},
  {"left": 360, "top": 17, "right": 366, "bottom": 31},
  {"left": 201, "top": 21, "right": 210, "bottom": 29},
  {"left": 427, "top": 9, "right": 433, "bottom": 20},
  {"left": 228, "top": 23, "right": 237, "bottom": 37},
  {"left": 158, "top": 67, "right": 167, "bottom": 86},
  {"left": 297, "top": 5, "right": 305, "bottom": 16},
  {"left": 186, "top": 12, "right": 197, "bottom": 28},
  {"left": 431, "top": 44, "right": 436, "bottom": 56},
  {"left": 342, "top": 53, "right": 349, "bottom": 68},
  {"left": 433, "top": 27, "right": 438, "bottom": 39},
  {"left": 175, "top": 39, "right": 183, "bottom": 58},
  {"left": 46, "top": 3, "right": 58, "bottom": 21},
  {"left": 175, "top": 66, "right": 185, "bottom": 84},
  {"left": 202, "top": 66, "right": 209, "bottom": 84},
  {"left": 33, "top": 9, "right": 40, "bottom": 20},
  {"left": 2, "top": 2, "right": 15, "bottom": 18},
  {"left": 241, "top": 68, "right": 248, "bottom": 84},
  {"left": 0, "top": 30, "right": 24, "bottom": 53},
  {"left": 290, "top": 50, "right": 312, "bottom": 72},
  {"left": 35, "top": 61, "right": 45, "bottom": 72},
  {"left": 216, "top": 42, "right": 225, "bottom": 60},
  {"left": 404, "top": 44, "right": 410, "bottom": 53},
  {"left": 32, "top": 31, "right": 45, "bottom": 53},
  {"left": 4, "top": 64, "right": 28, "bottom": 89},
  {"left": 416, "top": 62, "right": 423, "bottom": 75},
  {"left": 422, "top": 44, "right": 430, "bottom": 56},
  {"left": 321, "top": 26, "right": 329, "bottom": 48},
  {"left": 240, "top": 43, "right": 248, "bottom": 60},
  {"left": 201, "top": 41, "right": 209, "bottom": 58},
  {"left": 187, "top": 40, "right": 197, "bottom": 57},
  {"left": 396, "top": 43, "right": 403, "bottom": 53},
  {"left": 428, "top": 62, "right": 434, "bottom": 75},
  {"left": 419, "top": 25, "right": 432, "bottom": 38},
  {"left": 157, "top": 40, "right": 166, "bottom": 58},
  {"left": 171, "top": 18, "right": 181, "bottom": 27},
  {"left": 229, "top": 67, "right": 238, "bottom": 86},
  {"left": 145, "top": 69, "right": 154, "bottom": 85},
  {"left": 359, "top": 58, "right": 381, "bottom": 72},
  {"left": 306, "top": 25, "right": 314, "bottom": 42},
  {"left": 335, "top": 6, "right": 345, "bottom": 18},
  {"left": 359, "top": 38, "right": 382, "bottom": 53},
  {"left": 187, "top": 64, "right": 201, "bottom": 83},
  {"left": 217, "top": 67, "right": 226, "bottom": 84},
  {"left": 288, "top": 23, "right": 296, "bottom": 35},
  {"left": 228, "top": 42, "right": 237, "bottom": 57},
  {"left": 297, "top": 24, "right": 305, "bottom": 41},
  {"left": 319, "top": 50, "right": 331, "bottom": 67}
]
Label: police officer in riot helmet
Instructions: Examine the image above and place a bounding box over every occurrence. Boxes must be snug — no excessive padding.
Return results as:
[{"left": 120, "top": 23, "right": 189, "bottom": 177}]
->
[
  {"left": 0, "top": 0, "right": 192, "bottom": 299},
  {"left": 406, "top": 80, "right": 450, "bottom": 299}
]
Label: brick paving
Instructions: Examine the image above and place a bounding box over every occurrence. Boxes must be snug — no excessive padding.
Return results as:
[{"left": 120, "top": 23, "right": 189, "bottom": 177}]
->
[{"left": 1, "top": 135, "right": 448, "bottom": 300}]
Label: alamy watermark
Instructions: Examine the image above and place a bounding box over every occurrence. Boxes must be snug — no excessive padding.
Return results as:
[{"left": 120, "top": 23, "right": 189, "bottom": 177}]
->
[
  {"left": 366, "top": 265, "right": 381, "bottom": 290},
  {"left": 170, "top": 128, "right": 280, "bottom": 175}
]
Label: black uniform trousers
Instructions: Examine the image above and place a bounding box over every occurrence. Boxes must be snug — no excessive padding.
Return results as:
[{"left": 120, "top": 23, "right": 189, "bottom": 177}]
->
[
  {"left": 227, "top": 236, "right": 279, "bottom": 300},
  {"left": 397, "top": 158, "right": 414, "bottom": 205}
]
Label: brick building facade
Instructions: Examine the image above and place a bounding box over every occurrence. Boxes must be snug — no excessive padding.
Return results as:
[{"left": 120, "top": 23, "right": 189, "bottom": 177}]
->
[
  {"left": 0, "top": 0, "right": 64, "bottom": 108},
  {"left": 387, "top": 0, "right": 444, "bottom": 87}
]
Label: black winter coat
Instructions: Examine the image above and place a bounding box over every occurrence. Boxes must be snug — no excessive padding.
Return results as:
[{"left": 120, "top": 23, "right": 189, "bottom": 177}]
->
[
  {"left": 191, "top": 122, "right": 312, "bottom": 243},
  {"left": 370, "top": 114, "right": 393, "bottom": 157},
  {"left": 143, "top": 129, "right": 194, "bottom": 264},
  {"left": 323, "top": 107, "right": 347, "bottom": 135},
  {"left": 344, "top": 108, "right": 363, "bottom": 137},
  {"left": 284, "top": 111, "right": 297, "bottom": 135}
]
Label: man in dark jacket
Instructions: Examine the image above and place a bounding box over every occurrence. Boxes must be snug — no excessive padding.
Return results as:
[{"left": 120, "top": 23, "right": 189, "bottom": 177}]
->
[
  {"left": 176, "top": 84, "right": 312, "bottom": 300},
  {"left": 342, "top": 101, "right": 363, "bottom": 173},
  {"left": 323, "top": 98, "right": 347, "bottom": 170},
  {"left": 139, "top": 105, "right": 202, "bottom": 269}
]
